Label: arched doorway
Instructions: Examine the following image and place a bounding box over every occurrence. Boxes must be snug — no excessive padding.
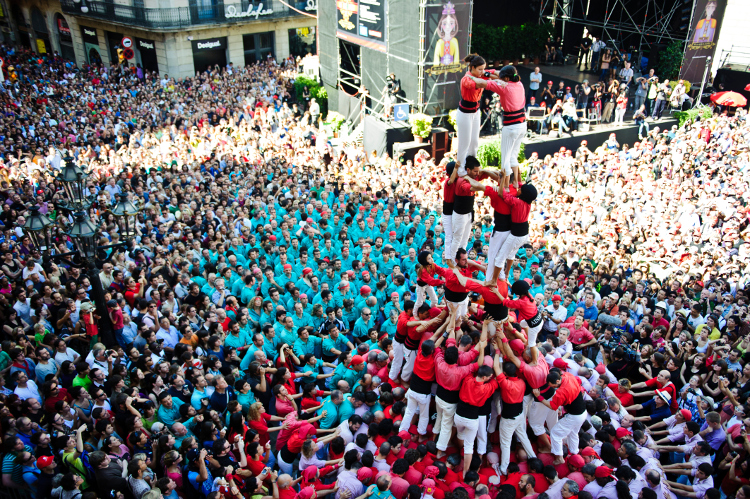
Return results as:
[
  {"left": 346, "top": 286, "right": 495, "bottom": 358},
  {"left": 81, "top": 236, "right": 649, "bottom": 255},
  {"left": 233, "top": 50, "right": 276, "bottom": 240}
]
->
[
  {"left": 11, "top": 4, "right": 31, "bottom": 49},
  {"left": 31, "top": 8, "right": 50, "bottom": 55},
  {"left": 55, "top": 14, "right": 76, "bottom": 63}
]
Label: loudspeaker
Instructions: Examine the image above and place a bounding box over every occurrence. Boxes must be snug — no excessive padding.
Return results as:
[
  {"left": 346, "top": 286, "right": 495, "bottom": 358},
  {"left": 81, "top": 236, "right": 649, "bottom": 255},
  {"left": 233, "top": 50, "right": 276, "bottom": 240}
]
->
[{"left": 431, "top": 127, "right": 449, "bottom": 162}]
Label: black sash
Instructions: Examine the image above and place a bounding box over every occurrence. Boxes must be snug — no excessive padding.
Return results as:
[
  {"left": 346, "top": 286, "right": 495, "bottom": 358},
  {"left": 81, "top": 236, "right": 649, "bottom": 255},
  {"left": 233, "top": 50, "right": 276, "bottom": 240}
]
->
[
  {"left": 528, "top": 310, "right": 543, "bottom": 329},
  {"left": 445, "top": 288, "right": 469, "bottom": 303},
  {"left": 510, "top": 221, "right": 529, "bottom": 237},
  {"left": 484, "top": 302, "right": 508, "bottom": 321},
  {"left": 456, "top": 400, "right": 480, "bottom": 419},
  {"left": 436, "top": 384, "right": 460, "bottom": 404},
  {"left": 459, "top": 99, "right": 479, "bottom": 113},
  {"left": 502, "top": 108, "right": 526, "bottom": 126},
  {"left": 494, "top": 213, "right": 511, "bottom": 232},
  {"left": 454, "top": 195, "right": 474, "bottom": 215},
  {"left": 443, "top": 201, "right": 454, "bottom": 215}
]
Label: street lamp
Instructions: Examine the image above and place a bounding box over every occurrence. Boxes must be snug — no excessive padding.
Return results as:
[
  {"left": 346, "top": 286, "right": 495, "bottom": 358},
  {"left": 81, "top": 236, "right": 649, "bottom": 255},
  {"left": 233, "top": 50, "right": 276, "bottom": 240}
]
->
[
  {"left": 23, "top": 157, "right": 142, "bottom": 347},
  {"left": 23, "top": 205, "right": 53, "bottom": 252},
  {"left": 112, "top": 193, "right": 141, "bottom": 239},
  {"left": 57, "top": 158, "right": 94, "bottom": 213}
]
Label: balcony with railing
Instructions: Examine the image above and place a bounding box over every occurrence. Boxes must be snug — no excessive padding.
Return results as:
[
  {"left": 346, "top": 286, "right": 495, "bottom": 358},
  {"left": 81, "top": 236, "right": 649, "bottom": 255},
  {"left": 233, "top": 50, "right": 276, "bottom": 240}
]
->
[{"left": 61, "top": 0, "right": 317, "bottom": 29}]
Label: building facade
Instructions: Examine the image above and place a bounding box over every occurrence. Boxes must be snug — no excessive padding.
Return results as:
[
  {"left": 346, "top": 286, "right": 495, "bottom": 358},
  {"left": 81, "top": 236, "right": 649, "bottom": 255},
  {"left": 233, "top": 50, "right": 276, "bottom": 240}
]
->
[{"left": 0, "top": 0, "right": 318, "bottom": 78}]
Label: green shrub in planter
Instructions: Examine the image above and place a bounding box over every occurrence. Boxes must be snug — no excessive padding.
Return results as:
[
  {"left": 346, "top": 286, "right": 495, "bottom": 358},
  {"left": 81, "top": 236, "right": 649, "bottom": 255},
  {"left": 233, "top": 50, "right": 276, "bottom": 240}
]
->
[
  {"left": 409, "top": 113, "right": 433, "bottom": 139},
  {"left": 477, "top": 140, "right": 528, "bottom": 179},
  {"left": 326, "top": 111, "right": 345, "bottom": 131},
  {"left": 673, "top": 106, "right": 713, "bottom": 127},
  {"left": 448, "top": 109, "right": 457, "bottom": 129}
]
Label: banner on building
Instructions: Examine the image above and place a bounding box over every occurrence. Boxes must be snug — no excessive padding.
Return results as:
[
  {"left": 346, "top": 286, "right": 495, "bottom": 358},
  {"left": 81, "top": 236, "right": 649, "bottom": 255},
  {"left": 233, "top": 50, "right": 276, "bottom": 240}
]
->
[
  {"left": 679, "top": 0, "right": 727, "bottom": 85},
  {"left": 422, "top": 1, "right": 471, "bottom": 114},
  {"left": 425, "top": 1, "right": 470, "bottom": 76},
  {"left": 336, "top": 0, "right": 386, "bottom": 52},
  {"left": 36, "top": 39, "right": 46, "bottom": 54}
]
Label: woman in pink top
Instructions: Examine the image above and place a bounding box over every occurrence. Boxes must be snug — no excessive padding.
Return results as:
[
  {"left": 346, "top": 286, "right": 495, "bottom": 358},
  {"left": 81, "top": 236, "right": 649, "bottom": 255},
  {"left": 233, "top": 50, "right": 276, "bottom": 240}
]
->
[{"left": 470, "top": 65, "right": 527, "bottom": 190}]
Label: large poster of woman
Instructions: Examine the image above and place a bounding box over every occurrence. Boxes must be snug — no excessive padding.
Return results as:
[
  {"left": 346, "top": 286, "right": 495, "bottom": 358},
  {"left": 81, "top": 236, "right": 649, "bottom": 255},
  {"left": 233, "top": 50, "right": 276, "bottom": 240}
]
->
[
  {"left": 679, "top": 0, "right": 726, "bottom": 85},
  {"left": 423, "top": 1, "right": 471, "bottom": 115}
]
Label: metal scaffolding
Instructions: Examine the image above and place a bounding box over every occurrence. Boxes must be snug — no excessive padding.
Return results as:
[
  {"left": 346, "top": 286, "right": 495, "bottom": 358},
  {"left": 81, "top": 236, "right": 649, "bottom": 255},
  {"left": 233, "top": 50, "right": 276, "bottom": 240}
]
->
[{"left": 539, "top": 0, "right": 687, "bottom": 59}]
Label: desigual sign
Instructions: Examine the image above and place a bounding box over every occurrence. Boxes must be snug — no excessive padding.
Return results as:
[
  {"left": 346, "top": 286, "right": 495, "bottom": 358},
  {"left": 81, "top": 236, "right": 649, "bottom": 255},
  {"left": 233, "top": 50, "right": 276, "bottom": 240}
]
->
[
  {"left": 139, "top": 40, "right": 154, "bottom": 50},
  {"left": 224, "top": 3, "right": 273, "bottom": 19},
  {"left": 83, "top": 29, "right": 96, "bottom": 37},
  {"left": 197, "top": 40, "right": 222, "bottom": 49}
]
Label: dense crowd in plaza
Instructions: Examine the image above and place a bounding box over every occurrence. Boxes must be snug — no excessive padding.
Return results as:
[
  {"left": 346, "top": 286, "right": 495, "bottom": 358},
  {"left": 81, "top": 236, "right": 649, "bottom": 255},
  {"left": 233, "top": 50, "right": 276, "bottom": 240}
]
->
[{"left": 0, "top": 42, "right": 749, "bottom": 499}]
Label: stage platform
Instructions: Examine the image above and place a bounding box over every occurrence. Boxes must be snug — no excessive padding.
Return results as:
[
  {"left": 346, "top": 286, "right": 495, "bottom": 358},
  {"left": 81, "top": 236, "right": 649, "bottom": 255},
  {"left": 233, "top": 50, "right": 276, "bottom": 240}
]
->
[{"left": 479, "top": 115, "right": 678, "bottom": 159}]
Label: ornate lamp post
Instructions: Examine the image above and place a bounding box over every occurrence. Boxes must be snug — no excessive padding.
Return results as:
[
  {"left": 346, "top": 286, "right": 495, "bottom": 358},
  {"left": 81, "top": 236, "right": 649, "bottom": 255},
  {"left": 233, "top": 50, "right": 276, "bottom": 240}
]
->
[{"left": 23, "top": 158, "right": 141, "bottom": 347}]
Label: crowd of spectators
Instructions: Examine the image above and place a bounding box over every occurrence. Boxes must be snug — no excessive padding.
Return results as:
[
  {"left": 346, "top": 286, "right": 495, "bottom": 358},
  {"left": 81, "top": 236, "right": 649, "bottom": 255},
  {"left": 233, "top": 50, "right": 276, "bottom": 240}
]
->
[{"left": 0, "top": 42, "right": 749, "bottom": 499}]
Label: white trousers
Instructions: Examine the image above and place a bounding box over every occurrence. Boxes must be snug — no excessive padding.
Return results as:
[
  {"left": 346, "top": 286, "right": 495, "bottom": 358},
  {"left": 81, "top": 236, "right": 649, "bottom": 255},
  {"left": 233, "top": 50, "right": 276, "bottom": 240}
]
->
[
  {"left": 415, "top": 284, "right": 439, "bottom": 309},
  {"left": 486, "top": 230, "right": 510, "bottom": 281},
  {"left": 447, "top": 297, "right": 469, "bottom": 319},
  {"left": 496, "top": 234, "right": 529, "bottom": 280},
  {"left": 400, "top": 390, "right": 431, "bottom": 435},
  {"left": 501, "top": 122, "right": 527, "bottom": 176},
  {"left": 550, "top": 411, "right": 587, "bottom": 456},
  {"left": 499, "top": 414, "right": 537, "bottom": 474},
  {"left": 521, "top": 320, "right": 544, "bottom": 347},
  {"left": 401, "top": 347, "right": 418, "bottom": 382},
  {"left": 456, "top": 109, "right": 480, "bottom": 174},
  {"left": 450, "top": 212, "right": 473, "bottom": 261},
  {"left": 488, "top": 392, "right": 502, "bottom": 433},
  {"left": 528, "top": 398, "right": 559, "bottom": 436},
  {"left": 434, "top": 396, "right": 457, "bottom": 451},
  {"left": 476, "top": 414, "right": 488, "bottom": 455},
  {"left": 442, "top": 214, "right": 453, "bottom": 262},
  {"left": 454, "top": 414, "right": 480, "bottom": 454},
  {"left": 389, "top": 341, "right": 405, "bottom": 381}
]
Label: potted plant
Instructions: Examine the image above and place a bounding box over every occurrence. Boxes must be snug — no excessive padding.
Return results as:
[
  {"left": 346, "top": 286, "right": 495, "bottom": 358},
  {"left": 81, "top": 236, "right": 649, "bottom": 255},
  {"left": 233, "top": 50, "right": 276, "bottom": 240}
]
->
[
  {"left": 409, "top": 113, "right": 433, "bottom": 143},
  {"left": 326, "top": 111, "right": 345, "bottom": 137},
  {"left": 448, "top": 109, "right": 457, "bottom": 131}
]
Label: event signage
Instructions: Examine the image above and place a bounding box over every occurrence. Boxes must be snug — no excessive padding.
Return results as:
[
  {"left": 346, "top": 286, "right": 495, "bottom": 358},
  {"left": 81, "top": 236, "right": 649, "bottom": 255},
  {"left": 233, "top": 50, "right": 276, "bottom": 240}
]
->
[
  {"left": 679, "top": 0, "right": 727, "bottom": 85},
  {"left": 57, "top": 17, "right": 71, "bottom": 36},
  {"left": 192, "top": 38, "right": 227, "bottom": 52},
  {"left": 224, "top": 3, "right": 273, "bottom": 19},
  {"left": 81, "top": 27, "right": 98, "bottom": 44},
  {"left": 425, "top": 2, "right": 469, "bottom": 77},
  {"left": 336, "top": 0, "right": 386, "bottom": 52}
]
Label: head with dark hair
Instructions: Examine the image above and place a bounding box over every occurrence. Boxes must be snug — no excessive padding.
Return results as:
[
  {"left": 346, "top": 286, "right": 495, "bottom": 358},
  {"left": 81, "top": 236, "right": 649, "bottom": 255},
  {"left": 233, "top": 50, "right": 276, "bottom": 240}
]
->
[
  {"left": 528, "top": 458, "right": 545, "bottom": 474},
  {"left": 392, "top": 458, "right": 409, "bottom": 475},
  {"left": 344, "top": 449, "right": 359, "bottom": 469},
  {"left": 499, "top": 65, "right": 521, "bottom": 83},
  {"left": 464, "top": 54, "right": 487, "bottom": 70},
  {"left": 600, "top": 442, "right": 621, "bottom": 469},
  {"left": 477, "top": 365, "right": 494, "bottom": 380},
  {"left": 543, "top": 465, "right": 558, "bottom": 482}
]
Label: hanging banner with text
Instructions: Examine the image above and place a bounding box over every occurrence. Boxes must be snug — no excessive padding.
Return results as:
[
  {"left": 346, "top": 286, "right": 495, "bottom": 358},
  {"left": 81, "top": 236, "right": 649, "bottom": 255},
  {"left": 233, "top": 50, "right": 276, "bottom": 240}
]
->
[
  {"left": 336, "top": 0, "right": 386, "bottom": 52},
  {"left": 423, "top": 1, "right": 472, "bottom": 114},
  {"left": 679, "top": 0, "right": 727, "bottom": 85}
]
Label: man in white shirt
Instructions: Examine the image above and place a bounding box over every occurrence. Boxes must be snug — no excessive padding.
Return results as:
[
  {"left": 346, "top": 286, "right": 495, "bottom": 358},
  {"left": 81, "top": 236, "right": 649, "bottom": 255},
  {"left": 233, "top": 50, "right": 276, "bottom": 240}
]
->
[
  {"left": 336, "top": 415, "right": 363, "bottom": 445},
  {"left": 664, "top": 462, "right": 714, "bottom": 499},
  {"left": 13, "top": 371, "right": 41, "bottom": 401},
  {"left": 619, "top": 62, "right": 634, "bottom": 86},
  {"left": 544, "top": 295, "right": 568, "bottom": 336},
  {"left": 529, "top": 67, "right": 543, "bottom": 102}
]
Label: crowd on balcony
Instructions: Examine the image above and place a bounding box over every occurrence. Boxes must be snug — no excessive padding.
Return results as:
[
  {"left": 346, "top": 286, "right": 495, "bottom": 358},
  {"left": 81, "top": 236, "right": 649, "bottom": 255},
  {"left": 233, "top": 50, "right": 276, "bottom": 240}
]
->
[{"left": 0, "top": 42, "right": 749, "bottom": 499}]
